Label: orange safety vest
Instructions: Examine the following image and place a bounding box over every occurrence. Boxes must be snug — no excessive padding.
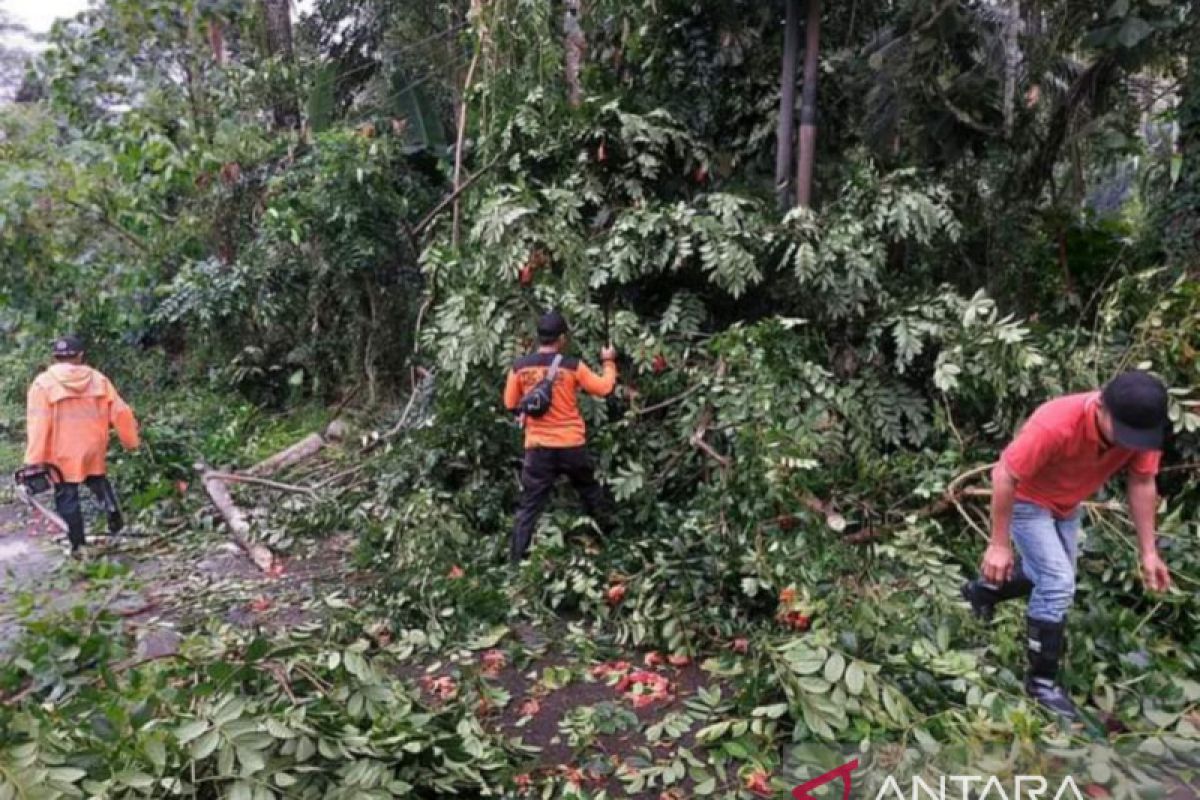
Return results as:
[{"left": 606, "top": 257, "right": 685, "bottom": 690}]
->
[
  {"left": 503, "top": 352, "right": 617, "bottom": 449},
  {"left": 25, "top": 364, "right": 140, "bottom": 483}
]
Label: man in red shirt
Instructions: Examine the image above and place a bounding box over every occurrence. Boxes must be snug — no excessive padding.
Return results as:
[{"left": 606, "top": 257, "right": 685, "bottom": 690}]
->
[
  {"left": 962, "top": 371, "right": 1171, "bottom": 720},
  {"left": 504, "top": 311, "right": 617, "bottom": 563}
]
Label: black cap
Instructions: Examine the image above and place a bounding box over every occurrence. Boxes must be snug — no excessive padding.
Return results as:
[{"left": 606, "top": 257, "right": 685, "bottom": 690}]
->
[
  {"left": 1101, "top": 371, "right": 1169, "bottom": 451},
  {"left": 536, "top": 310, "right": 569, "bottom": 340},
  {"left": 52, "top": 335, "right": 84, "bottom": 358}
]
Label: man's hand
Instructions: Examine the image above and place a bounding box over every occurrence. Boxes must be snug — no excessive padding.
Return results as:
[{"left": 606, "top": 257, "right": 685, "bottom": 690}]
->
[
  {"left": 1140, "top": 550, "right": 1171, "bottom": 593},
  {"left": 980, "top": 542, "right": 1015, "bottom": 585},
  {"left": 600, "top": 345, "right": 617, "bottom": 362}
]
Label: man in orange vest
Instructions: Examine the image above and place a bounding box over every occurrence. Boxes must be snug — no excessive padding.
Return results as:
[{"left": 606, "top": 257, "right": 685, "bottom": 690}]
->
[
  {"left": 504, "top": 311, "right": 617, "bottom": 563},
  {"left": 25, "top": 335, "right": 140, "bottom": 555}
]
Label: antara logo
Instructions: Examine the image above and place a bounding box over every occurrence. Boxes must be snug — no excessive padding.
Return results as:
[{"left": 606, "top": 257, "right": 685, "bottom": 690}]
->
[{"left": 791, "top": 759, "right": 1087, "bottom": 800}]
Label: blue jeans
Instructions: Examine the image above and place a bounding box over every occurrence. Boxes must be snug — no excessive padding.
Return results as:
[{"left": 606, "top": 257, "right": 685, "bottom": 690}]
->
[{"left": 1009, "top": 502, "right": 1081, "bottom": 623}]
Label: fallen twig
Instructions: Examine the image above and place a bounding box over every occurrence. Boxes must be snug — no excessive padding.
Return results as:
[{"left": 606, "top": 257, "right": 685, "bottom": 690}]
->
[
  {"left": 632, "top": 384, "right": 703, "bottom": 417},
  {"left": 311, "top": 464, "right": 367, "bottom": 490},
  {"left": 203, "top": 471, "right": 318, "bottom": 499},
  {"left": 689, "top": 360, "right": 730, "bottom": 471},
  {"left": 363, "top": 368, "right": 434, "bottom": 453},
  {"left": 414, "top": 156, "right": 501, "bottom": 238}
]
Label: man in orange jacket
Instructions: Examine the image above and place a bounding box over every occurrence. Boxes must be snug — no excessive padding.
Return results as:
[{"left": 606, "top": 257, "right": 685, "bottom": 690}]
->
[
  {"left": 504, "top": 311, "right": 617, "bottom": 563},
  {"left": 25, "top": 335, "right": 140, "bottom": 555}
]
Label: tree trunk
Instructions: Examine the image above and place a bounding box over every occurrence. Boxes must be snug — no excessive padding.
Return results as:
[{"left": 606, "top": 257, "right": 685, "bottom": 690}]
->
[
  {"left": 1019, "top": 54, "right": 1119, "bottom": 201},
  {"left": 260, "top": 0, "right": 298, "bottom": 129},
  {"left": 1002, "top": 0, "right": 1022, "bottom": 139},
  {"left": 1165, "top": 0, "right": 1200, "bottom": 268},
  {"left": 563, "top": 0, "right": 587, "bottom": 108},
  {"left": 775, "top": 0, "right": 801, "bottom": 209},
  {"left": 795, "top": 0, "right": 821, "bottom": 209}
]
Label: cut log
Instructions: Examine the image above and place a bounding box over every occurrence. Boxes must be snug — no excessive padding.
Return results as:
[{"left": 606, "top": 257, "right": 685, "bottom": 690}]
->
[
  {"left": 199, "top": 467, "right": 275, "bottom": 573},
  {"left": 244, "top": 419, "right": 346, "bottom": 477}
]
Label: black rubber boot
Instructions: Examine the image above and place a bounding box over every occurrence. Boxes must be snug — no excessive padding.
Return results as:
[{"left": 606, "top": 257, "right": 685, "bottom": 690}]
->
[
  {"left": 63, "top": 510, "right": 87, "bottom": 554},
  {"left": 1025, "top": 616, "right": 1079, "bottom": 721},
  {"left": 961, "top": 576, "right": 1034, "bottom": 621},
  {"left": 107, "top": 510, "right": 124, "bottom": 536}
]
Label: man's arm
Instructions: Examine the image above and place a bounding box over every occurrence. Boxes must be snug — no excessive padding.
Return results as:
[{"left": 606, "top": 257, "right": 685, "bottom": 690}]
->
[
  {"left": 577, "top": 348, "right": 617, "bottom": 397},
  {"left": 503, "top": 370, "right": 522, "bottom": 411},
  {"left": 982, "top": 460, "right": 1018, "bottom": 584},
  {"left": 107, "top": 382, "right": 140, "bottom": 450},
  {"left": 1128, "top": 472, "right": 1170, "bottom": 592},
  {"left": 24, "top": 384, "right": 52, "bottom": 465}
]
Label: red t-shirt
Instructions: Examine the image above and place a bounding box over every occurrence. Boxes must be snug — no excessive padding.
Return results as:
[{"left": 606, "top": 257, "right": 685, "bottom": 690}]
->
[{"left": 1001, "top": 392, "right": 1160, "bottom": 519}]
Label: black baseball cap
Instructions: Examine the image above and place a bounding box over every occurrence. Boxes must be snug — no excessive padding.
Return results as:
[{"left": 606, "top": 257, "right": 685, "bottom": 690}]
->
[
  {"left": 1101, "top": 371, "right": 1169, "bottom": 451},
  {"left": 536, "top": 310, "right": 569, "bottom": 340},
  {"left": 52, "top": 335, "right": 84, "bottom": 358}
]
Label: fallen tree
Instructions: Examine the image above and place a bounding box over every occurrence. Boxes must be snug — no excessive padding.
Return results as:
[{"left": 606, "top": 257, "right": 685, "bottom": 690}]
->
[{"left": 196, "top": 419, "right": 348, "bottom": 573}]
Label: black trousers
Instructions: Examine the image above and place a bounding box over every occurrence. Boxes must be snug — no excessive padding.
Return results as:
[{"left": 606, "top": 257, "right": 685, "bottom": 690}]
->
[
  {"left": 510, "top": 446, "right": 613, "bottom": 563},
  {"left": 54, "top": 475, "right": 123, "bottom": 550}
]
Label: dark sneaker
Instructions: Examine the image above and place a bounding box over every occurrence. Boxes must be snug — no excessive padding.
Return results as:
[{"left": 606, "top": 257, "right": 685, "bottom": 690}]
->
[{"left": 1026, "top": 677, "right": 1080, "bottom": 720}]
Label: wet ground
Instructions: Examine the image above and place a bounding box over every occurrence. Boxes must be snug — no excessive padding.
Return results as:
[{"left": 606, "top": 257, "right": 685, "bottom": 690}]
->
[{"left": 0, "top": 502, "right": 64, "bottom": 650}]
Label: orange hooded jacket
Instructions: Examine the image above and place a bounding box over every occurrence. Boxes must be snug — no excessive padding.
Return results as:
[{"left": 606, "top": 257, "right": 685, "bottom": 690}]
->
[{"left": 25, "top": 363, "right": 140, "bottom": 483}]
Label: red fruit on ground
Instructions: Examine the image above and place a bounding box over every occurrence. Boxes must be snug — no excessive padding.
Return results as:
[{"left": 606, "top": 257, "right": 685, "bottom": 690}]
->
[
  {"left": 652, "top": 354, "right": 668, "bottom": 373},
  {"left": 606, "top": 584, "right": 627, "bottom": 605},
  {"left": 668, "top": 653, "right": 691, "bottom": 667},
  {"left": 744, "top": 770, "right": 772, "bottom": 797},
  {"left": 481, "top": 649, "right": 506, "bottom": 677},
  {"left": 730, "top": 638, "right": 750, "bottom": 653}
]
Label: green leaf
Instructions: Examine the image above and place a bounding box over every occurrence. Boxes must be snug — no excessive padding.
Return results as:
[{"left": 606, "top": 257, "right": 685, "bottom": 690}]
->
[
  {"left": 1117, "top": 16, "right": 1154, "bottom": 48},
  {"left": 238, "top": 747, "right": 266, "bottom": 775},
  {"left": 466, "top": 625, "right": 510, "bottom": 650},
  {"left": 117, "top": 772, "right": 156, "bottom": 789},
  {"left": 695, "top": 721, "right": 732, "bottom": 743},
  {"left": 47, "top": 768, "right": 87, "bottom": 784},
  {"left": 1106, "top": 0, "right": 1130, "bottom": 18},
  {"left": 845, "top": 662, "right": 865, "bottom": 696},
  {"left": 798, "top": 677, "right": 832, "bottom": 694},
  {"left": 1088, "top": 760, "right": 1112, "bottom": 784},
  {"left": 695, "top": 777, "right": 717, "bottom": 795},
  {"left": 823, "top": 652, "right": 846, "bottom": 683},
  {"left": 144, "top": 737, "right": 167, "bottom": 770},
  {"left": 913, "top": 727, "right": 939, "bottom": 754},
  {"left": 192, "top": 730, "right": 221, "bottom": 761},
  {"left": 175, "top": 720, "right": 209, "bottom": 745},
  {"left": 275, "top": 772, "right": 298, "bottom": 788},
  {"left": 305, "top": 62, "right": 337, "bottom": 134},
  {"left": 752, "top": 703, "right": 789, "bottom": 719},
  {"left": 295, "top": 737, "right": 316, "bottom": 762}
]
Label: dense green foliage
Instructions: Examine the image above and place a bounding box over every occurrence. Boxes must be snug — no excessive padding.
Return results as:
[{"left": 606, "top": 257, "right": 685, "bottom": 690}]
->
[{"left": 1, "top": 1, "right": 1198, "bottom": 798}]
